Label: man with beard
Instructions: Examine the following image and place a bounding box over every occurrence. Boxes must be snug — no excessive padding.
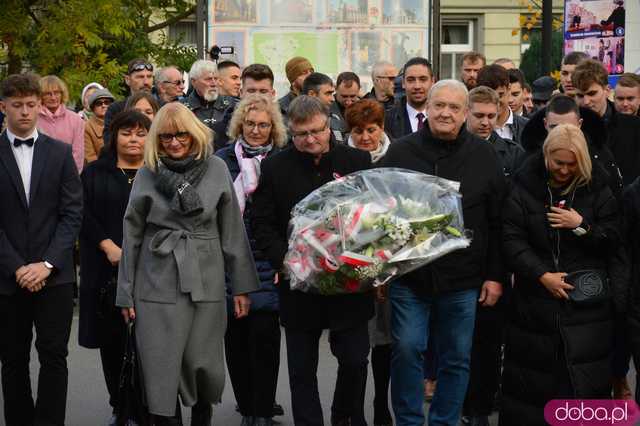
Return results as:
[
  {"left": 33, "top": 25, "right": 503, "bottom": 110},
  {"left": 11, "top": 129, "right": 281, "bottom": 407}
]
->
[
  {"left": 103, "top": 58, "right": 154, "bottom": 145},
  {"left": 384, "top": 57, "right": 434, "bottom": 139},
  {"left": 364, "top": 61, "right": 398, "bottom": 110},
  {"left": 278, "top": 57, "right": 314, "bottom": 118},
  {"left": 460, "top": 52, "right": 486, "bottom": 90},
  {"left": 181, "top": 59, "right": 236, "bottom": 151}
]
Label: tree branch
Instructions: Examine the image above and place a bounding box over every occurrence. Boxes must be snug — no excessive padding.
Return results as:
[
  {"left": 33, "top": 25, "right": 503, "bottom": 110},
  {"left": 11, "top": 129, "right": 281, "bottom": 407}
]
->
[{"left": 145, "top": 5, "right": 196, "bottom": 33}]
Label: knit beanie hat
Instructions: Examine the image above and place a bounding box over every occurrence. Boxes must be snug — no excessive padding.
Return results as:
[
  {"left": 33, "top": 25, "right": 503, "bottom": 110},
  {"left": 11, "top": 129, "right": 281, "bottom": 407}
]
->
[
  {"left": 285, "top": 57, "right": 314, "bottom": 84},
  {"left": 88, "top": 88, "right": 115, "bottom": 109}
]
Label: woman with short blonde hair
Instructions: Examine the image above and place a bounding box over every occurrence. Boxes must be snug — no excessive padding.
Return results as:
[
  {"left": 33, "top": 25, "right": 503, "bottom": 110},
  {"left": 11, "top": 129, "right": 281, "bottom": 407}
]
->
[
  {"left": 117, "top": 100, "right": 259, "bottom": 425},
  {"left": 38, "top": 75, "right": 85, "bottom": 172},
  {"left": 144, "top": 102, "right": 213, "bottom": 171}
]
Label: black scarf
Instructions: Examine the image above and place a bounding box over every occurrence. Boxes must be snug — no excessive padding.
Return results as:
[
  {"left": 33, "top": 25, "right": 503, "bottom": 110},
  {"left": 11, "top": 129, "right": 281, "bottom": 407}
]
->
[{"left": 156, "top": 155, "right": 208, "bottom": 215}]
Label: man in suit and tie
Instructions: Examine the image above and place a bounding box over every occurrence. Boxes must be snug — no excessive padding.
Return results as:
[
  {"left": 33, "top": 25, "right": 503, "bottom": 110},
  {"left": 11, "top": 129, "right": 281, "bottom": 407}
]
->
[
  {"left": 0, "top": 73, "right": 83, "bottom": 426},
  {"left": 384, "top": 57, "right": 435, "bottom": 140}
]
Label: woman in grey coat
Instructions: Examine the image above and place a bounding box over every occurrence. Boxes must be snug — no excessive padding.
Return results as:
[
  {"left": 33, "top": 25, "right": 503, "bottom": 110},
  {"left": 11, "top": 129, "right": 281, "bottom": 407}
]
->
[{"left": 116, "top": 102, "right": 260, "bottom": 426}]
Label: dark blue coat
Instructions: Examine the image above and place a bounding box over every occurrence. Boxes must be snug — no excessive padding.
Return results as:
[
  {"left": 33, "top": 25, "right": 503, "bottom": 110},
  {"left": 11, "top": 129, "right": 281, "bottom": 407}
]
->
[{"left": 216, "top": 143, "right": 279, "bottom": 312}]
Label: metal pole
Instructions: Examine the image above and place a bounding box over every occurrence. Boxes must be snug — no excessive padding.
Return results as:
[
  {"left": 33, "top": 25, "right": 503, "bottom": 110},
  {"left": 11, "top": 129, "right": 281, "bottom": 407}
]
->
[
  {"left": 542, "top": 0, "right": 552, "bottom": 75},
  {"left": 432, "top": 0, "right": 440, "bottom": 79},
  {"left": 196, "top": 0, "right": 206, "bottom": 59}
]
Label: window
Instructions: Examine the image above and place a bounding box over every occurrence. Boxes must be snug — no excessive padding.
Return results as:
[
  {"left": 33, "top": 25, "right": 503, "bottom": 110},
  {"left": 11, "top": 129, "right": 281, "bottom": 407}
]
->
[
  {"left": 169, "top": 20, "right": 197, "bottom": 46},
  {"left": 441, "top": 20, "right": 475, "bottom": 79}
]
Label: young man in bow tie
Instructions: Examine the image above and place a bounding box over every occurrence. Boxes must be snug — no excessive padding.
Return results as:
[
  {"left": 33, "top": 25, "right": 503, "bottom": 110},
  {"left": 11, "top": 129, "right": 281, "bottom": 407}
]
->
[{"left": 0, "top": 73, "right": 82, "bottom": 426}]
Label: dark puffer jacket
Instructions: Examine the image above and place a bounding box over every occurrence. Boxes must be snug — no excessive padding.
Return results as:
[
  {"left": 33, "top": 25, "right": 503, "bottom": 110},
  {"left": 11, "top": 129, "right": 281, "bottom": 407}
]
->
[
  {"left": 500, "top": 152, "right": 626, "bottom": 426},
  {"left": 216, "top": 143, "right": 279, "bottom": 312},
  {"left": 519, "top": 106, "right": 624, "bottom": 200}
]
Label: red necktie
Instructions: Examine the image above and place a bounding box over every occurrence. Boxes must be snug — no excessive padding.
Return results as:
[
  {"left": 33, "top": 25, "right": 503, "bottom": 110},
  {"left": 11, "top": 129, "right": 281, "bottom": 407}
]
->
[{"left": 416, "top": 113, "right": 425, "bottom": 130}]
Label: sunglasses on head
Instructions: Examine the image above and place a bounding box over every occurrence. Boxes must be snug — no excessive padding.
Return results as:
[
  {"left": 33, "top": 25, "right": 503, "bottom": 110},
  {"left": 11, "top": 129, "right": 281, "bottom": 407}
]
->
[{"left": 129, "top": 62, "right": 154, "bottom": 74}]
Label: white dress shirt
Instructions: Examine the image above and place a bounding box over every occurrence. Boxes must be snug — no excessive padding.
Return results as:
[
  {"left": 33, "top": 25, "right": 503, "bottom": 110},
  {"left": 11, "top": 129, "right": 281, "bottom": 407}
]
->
[
  {"left": 7, "top": 128, "right": 39, "bottom": 203},
  {"left": 495, "top": 108, "right": 514, "bottom": 141},
  {"left": 406, "top": 102, "right": 428, "bottom": 133}
]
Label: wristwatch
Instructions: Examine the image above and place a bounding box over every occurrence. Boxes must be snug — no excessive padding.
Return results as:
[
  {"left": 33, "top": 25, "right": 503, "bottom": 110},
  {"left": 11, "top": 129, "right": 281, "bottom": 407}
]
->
[
  {"left": 43, "top": 261, "right": 54, "bottom": 270},
  {"left": 572, "top": 221, "right": 589, "bottom": 236}
]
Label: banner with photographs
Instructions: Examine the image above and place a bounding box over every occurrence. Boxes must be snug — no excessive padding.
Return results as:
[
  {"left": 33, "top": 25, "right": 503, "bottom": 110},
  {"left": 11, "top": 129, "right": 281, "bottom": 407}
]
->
[
  {"left": 208, "top": 0, "right": 430, "bottom": 97},
  {"left": 563, "top": 0, "right": 626, "bottom": 81}
]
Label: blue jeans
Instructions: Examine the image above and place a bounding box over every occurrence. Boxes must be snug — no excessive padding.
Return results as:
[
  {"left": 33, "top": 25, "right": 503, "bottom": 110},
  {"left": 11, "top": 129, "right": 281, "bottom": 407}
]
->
[{"left": 390, "top": 282, "right": 479, "bottom": 426}]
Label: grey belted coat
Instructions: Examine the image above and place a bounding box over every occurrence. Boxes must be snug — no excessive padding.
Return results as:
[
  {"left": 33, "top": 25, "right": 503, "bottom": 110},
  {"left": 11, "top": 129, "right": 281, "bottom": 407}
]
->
[{"left": 116, "top": 155, "right": 259, "bottom": 415}]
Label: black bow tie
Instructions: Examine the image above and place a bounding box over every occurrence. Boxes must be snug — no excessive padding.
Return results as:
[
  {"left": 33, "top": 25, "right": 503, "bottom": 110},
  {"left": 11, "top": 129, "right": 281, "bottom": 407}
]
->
[{"left": 13, "top": 138, "right": 34, "bottom": 148}]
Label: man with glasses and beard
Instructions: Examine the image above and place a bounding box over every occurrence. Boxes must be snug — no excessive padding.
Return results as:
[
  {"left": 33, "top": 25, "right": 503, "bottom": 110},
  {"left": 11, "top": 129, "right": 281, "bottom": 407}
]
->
[{"left": 181, "top": 59, "right": 237, "bottom": 151}]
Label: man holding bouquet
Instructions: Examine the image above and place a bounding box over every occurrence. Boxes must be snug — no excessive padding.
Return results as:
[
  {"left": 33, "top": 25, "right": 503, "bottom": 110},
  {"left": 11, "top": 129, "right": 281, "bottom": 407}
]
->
[
  {"left": 251, "top": 95, "right": 373, "bottom": 426},
  {"left": 381, "top": 79, "right": 507, "bottom": 426}
]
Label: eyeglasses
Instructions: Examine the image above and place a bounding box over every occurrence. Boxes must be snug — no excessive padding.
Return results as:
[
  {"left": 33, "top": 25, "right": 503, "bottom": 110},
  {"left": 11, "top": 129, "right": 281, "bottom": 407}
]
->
[
  {"left": 375, "top": 76, "right": 397, "bottom": 81},
  {"left": 243, "top": 121, "right": 272, "bottom": 131},
  {"left": 129, "top": 62, "right": 154, "bottom": 74},
  {"left": 43, "top": 90, "right": 62, "bottom": 97},
  {"left": 291, "top": 122, "right": 328, "bottom": 140},
  {"left": 162, "top": 79, "right": 185, "bottom": 87},
  {"left": 93, "top": 99, "right": 113, "bottom": 107},
  {"left": 158, "top": 131, "right": 191, "bottom": 143}
]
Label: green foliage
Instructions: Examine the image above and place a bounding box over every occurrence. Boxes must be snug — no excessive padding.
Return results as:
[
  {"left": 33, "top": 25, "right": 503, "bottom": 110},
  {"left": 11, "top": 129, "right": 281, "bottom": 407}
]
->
[
  {"left": 519, "top": 30, "right": 564, "bottom": 84},
  {"left": 0, "top": 0, "right": 197, "bottom": 101}
]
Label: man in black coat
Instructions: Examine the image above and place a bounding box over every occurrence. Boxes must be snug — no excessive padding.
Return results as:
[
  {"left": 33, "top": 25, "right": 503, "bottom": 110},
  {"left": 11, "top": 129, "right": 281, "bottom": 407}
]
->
[
  {"left": 573, "top": 59, "right": 640, "bottom": 186},
  {"left": 384, "top": 57, "right": 435, "bottom": 140},
  {"left": 519, "top": 95, "right": 624, "bottom": 200},
  {"left": 251, "top": 96, "right": 373, "bottom": 426},
  {"left": 364, "top": 61, "right": 398, "bottom": 111},
  {"left": 181, "top": 59, "right": 237, "bottom": 151},
  {"left": 380, "top": 80, "right": 507, "bottom": 425},
  {"left": 0, "top": 73, "right": 83, "bottom": 426}
]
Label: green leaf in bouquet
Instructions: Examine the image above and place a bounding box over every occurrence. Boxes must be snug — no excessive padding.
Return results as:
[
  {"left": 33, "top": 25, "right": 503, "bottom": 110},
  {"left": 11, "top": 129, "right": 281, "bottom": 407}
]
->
[{"left": 445, "top": 226, "right": 463, "bottom": 237}]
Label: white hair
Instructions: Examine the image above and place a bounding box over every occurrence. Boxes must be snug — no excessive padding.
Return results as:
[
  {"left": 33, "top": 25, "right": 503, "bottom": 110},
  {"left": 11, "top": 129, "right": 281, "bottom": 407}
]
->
[
  {"left": 189, "top": 60, "right": 217, "bottom": 80},
  {"left": 371, "top": 61, "right": 396, "bottom": 79},
  {"left": 428, "top": 79, "right": 469, "bottom": 106}
]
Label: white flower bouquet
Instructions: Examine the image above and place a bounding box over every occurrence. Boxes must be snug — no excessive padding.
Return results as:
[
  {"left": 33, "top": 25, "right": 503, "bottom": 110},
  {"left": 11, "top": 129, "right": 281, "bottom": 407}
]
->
[{"left": 284, "top": 168, "right": 471, "bottom": 295}]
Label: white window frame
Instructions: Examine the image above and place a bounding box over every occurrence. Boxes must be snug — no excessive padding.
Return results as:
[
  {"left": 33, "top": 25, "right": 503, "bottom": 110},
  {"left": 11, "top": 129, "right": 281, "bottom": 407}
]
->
[{"left": 441, "top": 20, "right": 474, "bottom": 53}]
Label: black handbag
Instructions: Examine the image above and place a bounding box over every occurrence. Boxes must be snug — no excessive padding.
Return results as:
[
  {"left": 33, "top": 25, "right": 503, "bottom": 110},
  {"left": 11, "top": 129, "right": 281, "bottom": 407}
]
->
[
  {"left": 115, "top": 321, "right": 150, "bottom": 426},
  {"left": 564, "top": 269, "right": 610, "bottom": 305}
]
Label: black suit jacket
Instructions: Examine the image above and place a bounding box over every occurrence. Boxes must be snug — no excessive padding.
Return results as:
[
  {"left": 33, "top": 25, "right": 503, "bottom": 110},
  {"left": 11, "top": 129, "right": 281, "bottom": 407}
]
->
[
  {"left": 384, "top": 98, "right": 414, "bottom": 140},
  {"left": 0, "top": 131, "right": 83, "bottom": 295}
]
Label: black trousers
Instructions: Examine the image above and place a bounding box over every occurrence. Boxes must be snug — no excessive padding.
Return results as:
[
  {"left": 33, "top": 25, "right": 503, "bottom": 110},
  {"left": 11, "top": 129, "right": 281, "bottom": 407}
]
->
[
  {"left": 225, "top": 310, "right": 281, "bottom": 418},
  {"left": 0, "top": 284, "right": 74, "bottom": 426},
  {"left": 285, "top": 322, "right": 369, "bottom": 426},
  {"left": 98, "top": 304, "right": 127, "bottom": 409},
  {"left": 463, "top": 303, "right": 505, "bottom": 417}
]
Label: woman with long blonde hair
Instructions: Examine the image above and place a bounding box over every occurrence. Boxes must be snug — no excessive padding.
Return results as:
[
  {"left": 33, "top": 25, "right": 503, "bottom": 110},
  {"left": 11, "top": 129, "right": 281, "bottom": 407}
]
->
[{"left": 500, "top": 123, "right": 627, "bottom": 425}]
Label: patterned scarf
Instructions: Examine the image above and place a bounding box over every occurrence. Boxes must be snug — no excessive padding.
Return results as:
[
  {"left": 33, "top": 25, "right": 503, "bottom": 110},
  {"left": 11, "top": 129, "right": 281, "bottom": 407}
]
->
[
  {"left": 234, "top": 138, "right": 273, "bottom": 214},
  {"left": 155, "top": 155, "right": 208, "bottom": 215}
]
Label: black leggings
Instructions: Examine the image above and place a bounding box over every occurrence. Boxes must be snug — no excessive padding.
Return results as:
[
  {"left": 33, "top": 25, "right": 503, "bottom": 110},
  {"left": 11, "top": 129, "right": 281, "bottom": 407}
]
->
[{"left": 371, "top": 344, "right": 392, "bottom": 424}]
